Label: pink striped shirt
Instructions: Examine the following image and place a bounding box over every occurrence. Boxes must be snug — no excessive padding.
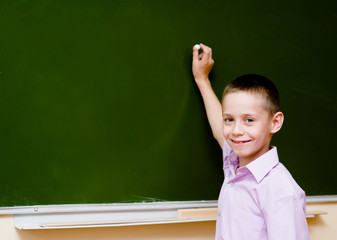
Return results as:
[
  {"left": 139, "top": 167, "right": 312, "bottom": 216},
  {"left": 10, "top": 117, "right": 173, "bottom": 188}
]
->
[{"left": 215, "top": 141, "right": 309, "bottom": 240}]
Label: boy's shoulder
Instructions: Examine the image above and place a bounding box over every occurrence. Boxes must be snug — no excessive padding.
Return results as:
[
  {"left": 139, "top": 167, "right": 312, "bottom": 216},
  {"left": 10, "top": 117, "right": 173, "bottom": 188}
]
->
[{"left": 259, "top": 162, "right": 305, "bottom": 200}]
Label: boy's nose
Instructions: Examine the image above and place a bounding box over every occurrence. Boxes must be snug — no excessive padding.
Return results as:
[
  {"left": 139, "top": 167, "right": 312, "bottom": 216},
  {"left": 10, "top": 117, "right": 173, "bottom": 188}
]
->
[{"left": 232, "top": 122, "right": 244, "bottom": 136}]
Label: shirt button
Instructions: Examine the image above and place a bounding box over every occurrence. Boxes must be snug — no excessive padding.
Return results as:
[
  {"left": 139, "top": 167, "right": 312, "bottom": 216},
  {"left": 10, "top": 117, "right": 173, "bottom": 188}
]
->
[{"left": 229, "top": 183, "right": 234, "bottom": 187}]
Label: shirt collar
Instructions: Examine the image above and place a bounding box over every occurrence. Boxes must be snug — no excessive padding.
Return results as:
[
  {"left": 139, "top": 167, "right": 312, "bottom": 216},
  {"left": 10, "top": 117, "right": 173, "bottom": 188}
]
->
[
  {"left": 223, "top": 141, "right": 239, "bottom": 170},
  {"left": 223, "top": 141, "right": 279, "bottom": 183},
  {"left": 245, "top": 146, "right": 279, "bottom": 183}
]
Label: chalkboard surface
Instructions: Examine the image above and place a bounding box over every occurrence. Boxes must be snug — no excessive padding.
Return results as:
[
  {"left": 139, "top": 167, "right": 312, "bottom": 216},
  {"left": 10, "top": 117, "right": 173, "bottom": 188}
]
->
[{"left": 0, "top": 0, "right": 336, "bottom": 207}]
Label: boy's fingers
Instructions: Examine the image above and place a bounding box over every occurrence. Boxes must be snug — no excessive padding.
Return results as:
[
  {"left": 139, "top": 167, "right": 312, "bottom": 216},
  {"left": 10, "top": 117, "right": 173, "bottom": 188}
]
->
[
  {"left": 199, "top": 43, "right": 211, "bottom": 52},
  {"left": 193, "top": 43, "right": 213, "bottom": 62},
  {"left": 199, "top": 51, "right": 204, "bottom": 60},
  {"left": 192, "top": 47, "right": 200, "bottom": 62},
  {"left": 199, "top": 43, "right": 213, "bottom": 59}
]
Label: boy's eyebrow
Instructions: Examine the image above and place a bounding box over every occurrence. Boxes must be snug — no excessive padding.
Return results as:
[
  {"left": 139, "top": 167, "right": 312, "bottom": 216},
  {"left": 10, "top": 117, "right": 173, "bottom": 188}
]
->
[
  {"left": 241, "top": 113, "right": 258, "bottom": 117},
  {"left": 222, "top": 112, "right": 259, "bottom": 117},
  {"left": 222, "top": 113, "right": 232, "bottom": 117}
]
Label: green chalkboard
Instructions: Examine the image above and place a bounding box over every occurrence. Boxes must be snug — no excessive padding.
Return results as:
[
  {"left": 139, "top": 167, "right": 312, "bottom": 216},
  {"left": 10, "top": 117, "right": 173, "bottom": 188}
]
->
[{"left": 0, "top": 0, "right": 336, "bottom": 207}]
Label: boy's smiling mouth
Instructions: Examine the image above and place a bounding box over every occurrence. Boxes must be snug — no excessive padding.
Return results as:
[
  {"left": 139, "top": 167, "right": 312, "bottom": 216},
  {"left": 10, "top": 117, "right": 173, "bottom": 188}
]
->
[{"left": 231, "top": 139, "right": 251, "bottom": 144}]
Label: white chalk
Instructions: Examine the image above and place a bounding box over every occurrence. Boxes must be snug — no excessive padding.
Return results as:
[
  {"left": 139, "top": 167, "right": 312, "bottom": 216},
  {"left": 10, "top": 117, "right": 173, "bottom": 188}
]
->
[{"left": 194, "top": 44, "right": 200, "bottom": 50}]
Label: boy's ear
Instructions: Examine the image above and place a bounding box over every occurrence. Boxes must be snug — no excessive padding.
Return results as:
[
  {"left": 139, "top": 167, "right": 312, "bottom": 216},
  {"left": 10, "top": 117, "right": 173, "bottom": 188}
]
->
[{"left": 270, "top": 112, "right": 284, "bottom": 134}]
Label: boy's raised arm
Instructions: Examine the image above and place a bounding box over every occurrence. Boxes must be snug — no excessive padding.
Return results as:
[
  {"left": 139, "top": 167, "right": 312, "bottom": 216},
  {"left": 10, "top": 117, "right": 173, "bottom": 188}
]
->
[{"left": 192, "top": 44, "right": 224, "bottom": 148}]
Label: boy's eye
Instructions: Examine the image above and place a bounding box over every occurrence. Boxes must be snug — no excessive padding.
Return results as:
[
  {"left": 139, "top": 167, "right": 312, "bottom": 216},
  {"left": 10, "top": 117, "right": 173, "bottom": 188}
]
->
[
  {"left": 224, "top": 118, "right": 233, "bottom": 123},
  {"left": 245, "top": 118, "right": 254, "bottom": 123}
]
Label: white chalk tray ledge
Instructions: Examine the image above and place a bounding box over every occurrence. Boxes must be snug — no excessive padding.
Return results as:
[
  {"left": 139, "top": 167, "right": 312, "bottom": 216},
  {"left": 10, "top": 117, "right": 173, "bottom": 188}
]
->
[{"left": 0, "top": 195, "right": 334, "bottom": 230}]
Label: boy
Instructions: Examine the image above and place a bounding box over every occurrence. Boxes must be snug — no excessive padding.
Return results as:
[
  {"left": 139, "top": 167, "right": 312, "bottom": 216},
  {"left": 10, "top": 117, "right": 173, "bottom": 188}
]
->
[{"left": 192, "top": 44, "right": 309, "bottom": 240}]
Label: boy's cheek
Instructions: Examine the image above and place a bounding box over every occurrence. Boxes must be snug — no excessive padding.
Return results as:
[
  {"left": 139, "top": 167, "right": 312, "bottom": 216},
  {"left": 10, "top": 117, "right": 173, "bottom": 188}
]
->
[
  {"left": 222, "top": 128, "right": 229, "bottom": 138},
  {"left": 222, "top": 125, "right": 232, "bottom": 136}
]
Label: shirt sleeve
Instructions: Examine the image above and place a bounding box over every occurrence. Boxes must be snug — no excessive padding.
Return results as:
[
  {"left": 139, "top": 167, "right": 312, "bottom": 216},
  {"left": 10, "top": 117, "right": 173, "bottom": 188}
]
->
[{"left": 263, "top": 195, "right": 309, "bottom": 240}]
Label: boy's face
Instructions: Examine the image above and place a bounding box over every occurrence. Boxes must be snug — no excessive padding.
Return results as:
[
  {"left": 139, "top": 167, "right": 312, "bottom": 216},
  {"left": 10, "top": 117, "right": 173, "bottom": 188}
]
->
[{"left": 222, "top": 91, "right": 276, "bottom": 166}]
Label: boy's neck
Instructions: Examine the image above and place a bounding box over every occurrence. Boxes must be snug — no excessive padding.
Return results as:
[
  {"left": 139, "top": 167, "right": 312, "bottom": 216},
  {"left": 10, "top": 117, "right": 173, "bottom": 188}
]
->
[
  {"left": 238, "top": 145, "right": 272, "bottom": 168},
  {"left": 238, "top": 159, "right": 254, "bottom": 168}
]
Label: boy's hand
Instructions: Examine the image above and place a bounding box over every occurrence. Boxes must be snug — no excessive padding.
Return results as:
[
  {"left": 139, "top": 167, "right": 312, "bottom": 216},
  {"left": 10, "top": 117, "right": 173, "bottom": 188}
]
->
[{"left": 192, "top": 43, "right": 214, "bottom": 83}]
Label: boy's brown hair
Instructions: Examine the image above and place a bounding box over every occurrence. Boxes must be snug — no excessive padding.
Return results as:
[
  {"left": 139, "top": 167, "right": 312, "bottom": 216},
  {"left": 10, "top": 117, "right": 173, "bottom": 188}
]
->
[{"left": 222, "top": 74, "right": 280, "bottom": 116}]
